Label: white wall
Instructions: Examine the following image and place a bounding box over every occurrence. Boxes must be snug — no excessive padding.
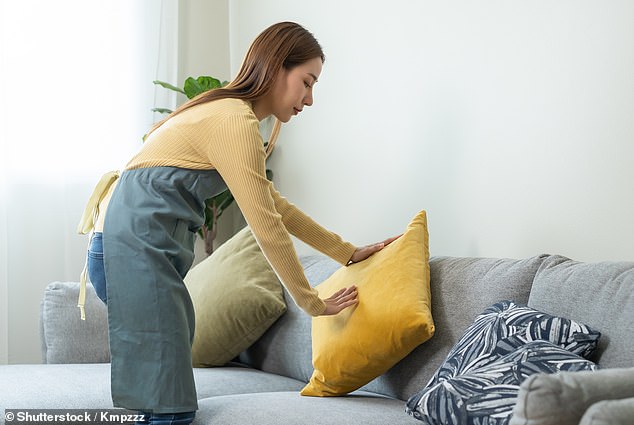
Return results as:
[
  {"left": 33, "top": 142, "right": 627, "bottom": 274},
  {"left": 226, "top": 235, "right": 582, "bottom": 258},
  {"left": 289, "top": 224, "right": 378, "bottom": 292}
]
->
[
  {"left": 229, "top": 0, "right": 634, "bottom": 262},
  {"left": 178, "top": 0, "right": 230, "bottom": 83}
]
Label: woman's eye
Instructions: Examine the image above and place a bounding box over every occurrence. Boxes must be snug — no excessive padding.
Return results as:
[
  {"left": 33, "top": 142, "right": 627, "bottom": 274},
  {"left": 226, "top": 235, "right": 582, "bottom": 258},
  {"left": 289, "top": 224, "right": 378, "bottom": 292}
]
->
[{"left": 304, "top": 82, "right": 311, "bottom": 88}]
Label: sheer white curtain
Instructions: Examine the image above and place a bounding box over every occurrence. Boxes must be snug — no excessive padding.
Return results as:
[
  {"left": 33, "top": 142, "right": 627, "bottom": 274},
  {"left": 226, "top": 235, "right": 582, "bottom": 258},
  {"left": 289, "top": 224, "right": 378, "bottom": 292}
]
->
[{"left": 0, "top": 0, "right": 179, "bottom": 363}]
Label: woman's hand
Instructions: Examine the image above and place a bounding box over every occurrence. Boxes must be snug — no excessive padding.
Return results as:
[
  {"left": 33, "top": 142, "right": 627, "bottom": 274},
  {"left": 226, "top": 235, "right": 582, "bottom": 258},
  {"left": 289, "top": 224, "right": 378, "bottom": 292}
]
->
[
  {"left": 349, "top": 235, "right": 402, "bottom": 264},
  {"left": 320, "top": 286, "right": 358, "bottom": 316},
  {"left": 319, "top": 235, "right": 401, "bottom": 316}
]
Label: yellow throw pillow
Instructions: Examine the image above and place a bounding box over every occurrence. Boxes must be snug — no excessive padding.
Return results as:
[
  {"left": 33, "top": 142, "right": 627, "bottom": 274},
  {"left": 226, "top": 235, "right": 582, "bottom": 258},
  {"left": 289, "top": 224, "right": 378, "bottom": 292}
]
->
[
  {"left": 301, "top": 210, "right": 434, "bottom": 396},
  {"left": 185, "top": 226, "right": 286, "bottom": 367}
]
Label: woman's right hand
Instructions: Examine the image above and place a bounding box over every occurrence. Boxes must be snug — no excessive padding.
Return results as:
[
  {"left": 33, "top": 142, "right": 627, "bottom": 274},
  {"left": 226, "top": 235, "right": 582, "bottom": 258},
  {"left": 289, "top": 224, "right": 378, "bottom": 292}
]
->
[{"left": 320, "top": 286, "right": 358, "bottom": 316}]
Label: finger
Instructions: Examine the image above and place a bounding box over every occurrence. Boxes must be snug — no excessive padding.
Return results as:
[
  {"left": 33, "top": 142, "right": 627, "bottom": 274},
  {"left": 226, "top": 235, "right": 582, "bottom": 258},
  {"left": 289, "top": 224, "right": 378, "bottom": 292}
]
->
[
  {"left": 371, "top": 242, "right": 385, "bottom": 252},
  {"left": 329, "top": 297, "right": 358, "bottom": 314},
  {"left": 322, "top": 291, "right": 359, "bottom": 315},
  {"left": 383, "top": 234, "right": 402, "bottom": 246},
  {"left": 358, "top": 243, "right": 382, "bottom": 257},
  {"left": 336, "top": 298, "right": 358, "bottom": 312},
  {"left": 331, "top": 286, "right": 357, "bottom": 298},
  {"left": 361, "top": 243, "right": 384, "bottom": 258},
  {"left": 326, "top": 285, "right": 355, "bottom": 301},
  {"left": 334, "top": 289, "right": 358, "bottom": 305}
]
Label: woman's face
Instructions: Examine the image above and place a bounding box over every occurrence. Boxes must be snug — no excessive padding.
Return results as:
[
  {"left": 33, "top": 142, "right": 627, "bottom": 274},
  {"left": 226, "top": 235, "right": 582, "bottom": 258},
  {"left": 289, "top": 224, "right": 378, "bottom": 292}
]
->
[{"left": 269, "top": 57, "right": 323, "bottom": 123}]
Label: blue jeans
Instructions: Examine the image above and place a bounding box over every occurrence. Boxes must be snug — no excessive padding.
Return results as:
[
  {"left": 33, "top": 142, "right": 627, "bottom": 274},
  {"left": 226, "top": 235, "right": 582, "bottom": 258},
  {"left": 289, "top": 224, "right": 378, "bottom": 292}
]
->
[
  {"left": 87, "top": 232, "right": 107, "bottom": 304},
  {"left": 136, "top": 412, "right": 196, "bottom": 425}
]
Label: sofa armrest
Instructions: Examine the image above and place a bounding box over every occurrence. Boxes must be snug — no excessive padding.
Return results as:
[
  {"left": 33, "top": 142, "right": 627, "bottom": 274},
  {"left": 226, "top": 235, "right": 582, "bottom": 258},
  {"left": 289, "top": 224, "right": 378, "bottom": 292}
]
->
[
  {"left": 40, "top": 281, "right": 110, "bottom": 364},
  {"left": 580, "top": 397, "right": 634, "bottom": 425},
  {"left": 511, "top": 368, "right": 634, "bottom": 425}
]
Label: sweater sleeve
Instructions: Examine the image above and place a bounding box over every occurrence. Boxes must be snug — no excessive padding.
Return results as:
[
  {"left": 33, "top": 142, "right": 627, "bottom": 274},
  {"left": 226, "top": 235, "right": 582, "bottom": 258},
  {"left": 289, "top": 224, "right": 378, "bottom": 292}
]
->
[
  {"left": 269, "top": 187, "right": 356, "bottom": 265},
  {"left": 206, "top": 111, "right": 326, "bottom": 316}
]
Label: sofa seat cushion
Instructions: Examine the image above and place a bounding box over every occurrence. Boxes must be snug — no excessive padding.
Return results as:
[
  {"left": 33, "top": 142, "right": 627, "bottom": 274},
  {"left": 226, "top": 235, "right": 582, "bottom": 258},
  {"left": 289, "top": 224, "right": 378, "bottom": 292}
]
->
[
  {"left": 0, "top": 364, "right": 306, "bottom": 411},
  {"left": 0, "top": 363, "right": 114, "bottom": 409},
  {"left": 194, "top": 365, "right": 305, "bottom": 399},
  {"left": 196, "top": 391, "right": 414, "bottom": 425}
]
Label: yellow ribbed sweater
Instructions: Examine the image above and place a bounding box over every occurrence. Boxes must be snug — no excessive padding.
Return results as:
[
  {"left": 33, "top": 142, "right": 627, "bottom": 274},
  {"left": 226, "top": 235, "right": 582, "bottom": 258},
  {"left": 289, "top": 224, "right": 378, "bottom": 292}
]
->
[{"left": 112, "top": 98, "right": 355, "bottom": 316}]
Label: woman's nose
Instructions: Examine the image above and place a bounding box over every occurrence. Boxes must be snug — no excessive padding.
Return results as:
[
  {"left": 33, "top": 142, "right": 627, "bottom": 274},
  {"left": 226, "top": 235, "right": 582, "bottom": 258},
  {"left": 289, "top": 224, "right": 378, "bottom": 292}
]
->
[{"left": 304, "top": 91, "right": 313, "bottom": 106}]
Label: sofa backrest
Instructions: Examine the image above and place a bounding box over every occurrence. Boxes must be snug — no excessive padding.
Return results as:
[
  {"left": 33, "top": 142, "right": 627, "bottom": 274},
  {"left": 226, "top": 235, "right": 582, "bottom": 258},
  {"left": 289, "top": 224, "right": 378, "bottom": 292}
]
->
[
  {"left": 239, "top": 254, "right": 548, "bottom": 401},
  {"left": 362, "top": 254, "right": 548, "bottom": 400},
  {"left": 528, "top": 255, "right": 634, "bottom": 369},
  {"left": 239, "top": 255, "right": 339, "bottom": 383}
]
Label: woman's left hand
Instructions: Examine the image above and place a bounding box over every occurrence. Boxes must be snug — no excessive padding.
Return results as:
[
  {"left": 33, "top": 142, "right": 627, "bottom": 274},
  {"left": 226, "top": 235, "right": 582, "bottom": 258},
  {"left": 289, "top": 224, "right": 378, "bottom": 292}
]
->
[{"left": 349, "top": 235, "right": 402, "bottom": 264}]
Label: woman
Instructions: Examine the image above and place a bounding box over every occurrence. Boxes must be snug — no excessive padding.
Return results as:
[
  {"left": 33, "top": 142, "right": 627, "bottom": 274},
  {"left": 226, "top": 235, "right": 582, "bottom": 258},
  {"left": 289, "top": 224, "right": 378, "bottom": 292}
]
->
[{"left": 84, "top": 22, "right": 395, "bottom": 424}]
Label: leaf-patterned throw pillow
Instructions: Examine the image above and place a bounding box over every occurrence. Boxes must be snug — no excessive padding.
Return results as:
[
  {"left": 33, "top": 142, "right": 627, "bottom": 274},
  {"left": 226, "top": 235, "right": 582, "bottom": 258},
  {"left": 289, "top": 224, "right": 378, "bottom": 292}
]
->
[
  {"left": 407, "top": 341, "right": 598, "bottom": 425},
  {"left": 405, "top": 300, "right": 601, "bottom": 425}
]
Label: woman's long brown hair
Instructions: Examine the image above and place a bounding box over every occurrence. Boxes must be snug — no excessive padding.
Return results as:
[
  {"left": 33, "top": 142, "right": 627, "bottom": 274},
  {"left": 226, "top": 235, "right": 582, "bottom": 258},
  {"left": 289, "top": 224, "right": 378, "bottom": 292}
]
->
[{"left": 146, "top": 22, "right": 325, "bottom": 153}]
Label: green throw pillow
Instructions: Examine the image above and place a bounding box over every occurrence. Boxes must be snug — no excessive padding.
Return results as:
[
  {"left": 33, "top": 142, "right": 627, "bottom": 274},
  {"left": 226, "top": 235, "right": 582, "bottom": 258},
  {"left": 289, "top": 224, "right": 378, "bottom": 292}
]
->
[{"left": 185, "top": 226, "right": 287, "bottom": 367}]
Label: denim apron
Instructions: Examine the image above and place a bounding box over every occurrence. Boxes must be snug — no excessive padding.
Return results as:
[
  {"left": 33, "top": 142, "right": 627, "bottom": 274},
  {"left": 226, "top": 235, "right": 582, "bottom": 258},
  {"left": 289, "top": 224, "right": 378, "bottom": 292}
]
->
[{"left": 103, "top": 167, "right": 226, "bottom": 413}]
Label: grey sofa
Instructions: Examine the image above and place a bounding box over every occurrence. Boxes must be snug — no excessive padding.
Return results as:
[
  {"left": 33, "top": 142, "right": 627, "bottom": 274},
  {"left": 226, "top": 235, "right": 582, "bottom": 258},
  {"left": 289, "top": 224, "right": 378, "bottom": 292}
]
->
[{"left": 1, "top": 253, "right": 633, "bottom": 425}]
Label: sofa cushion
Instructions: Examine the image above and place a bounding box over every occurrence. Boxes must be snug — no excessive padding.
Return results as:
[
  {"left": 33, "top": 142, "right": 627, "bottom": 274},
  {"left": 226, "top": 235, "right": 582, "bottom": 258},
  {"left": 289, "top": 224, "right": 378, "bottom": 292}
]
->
[
  {"left": 528, "top": 255, "right": 634, "bottom": 368},
  {"left": 0, "top": 363, "right": 305, "bottom": 411},
  {"left": 40, "top": 282, "right": 110, "bottom": 364},
  {"left": 511, "top": 367, "right": 634, "bottom": 425},
  {"left": 579, "top": 397, "right": 634, "bottom": 425},
  {"left": 301, "top": 210, "right": 433, "bottom": 396},
  {"left": 193, "top": 365, "right": 305, "bottom": 399},
  {"left": 196, "top": 391, "right": 417, "bottom": 425},
  {"left": 361, "top": 254, "right": 549, "bottom": 400},
  {"left": 407, "top": 341, "right": 598, "bottom": 425},
  {"left": 0, "top": 363, "right": 114, "bottom": 409},
  {"left": 238, "top": 255, "right": 340, "bottom": 383},
  {"left": 185, "top": 226, "right": 287, "bottom": 367}
]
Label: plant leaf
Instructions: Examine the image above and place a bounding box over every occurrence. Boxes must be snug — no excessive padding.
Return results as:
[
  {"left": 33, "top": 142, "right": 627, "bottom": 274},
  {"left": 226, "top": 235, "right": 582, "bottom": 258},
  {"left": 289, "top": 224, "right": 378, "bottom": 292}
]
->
[
  {"left": 151, "top": 107, "right": 173, "bottom": 114},
  {"left": 216, "top": 194, "right": 234, "bottom": 215},
  {"left": 183, "top": 76, "right": 223, "bottom": 99},
  {"left": 153, "top": 80, "right": 186, "bottom": 94}
]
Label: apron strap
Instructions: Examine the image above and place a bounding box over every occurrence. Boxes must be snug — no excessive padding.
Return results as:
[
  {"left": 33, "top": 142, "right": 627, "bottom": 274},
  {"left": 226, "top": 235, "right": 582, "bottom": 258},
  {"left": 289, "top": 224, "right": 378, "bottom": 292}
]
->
[
  {"left": 77, "top": 170, "right": 120, "bottom": 320},
  {"left": 77, "top": 170, "right": 120, "bottom": 235},
  {"left": 78, "top": 252, "right": 89, "bottom": 321}
]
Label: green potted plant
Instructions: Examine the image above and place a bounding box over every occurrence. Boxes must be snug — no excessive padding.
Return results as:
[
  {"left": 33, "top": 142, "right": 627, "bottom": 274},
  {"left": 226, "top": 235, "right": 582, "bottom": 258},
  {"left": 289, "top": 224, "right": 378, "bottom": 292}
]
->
[{"left": 151, "top": 76, "right": 277, "bottom": 255}]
